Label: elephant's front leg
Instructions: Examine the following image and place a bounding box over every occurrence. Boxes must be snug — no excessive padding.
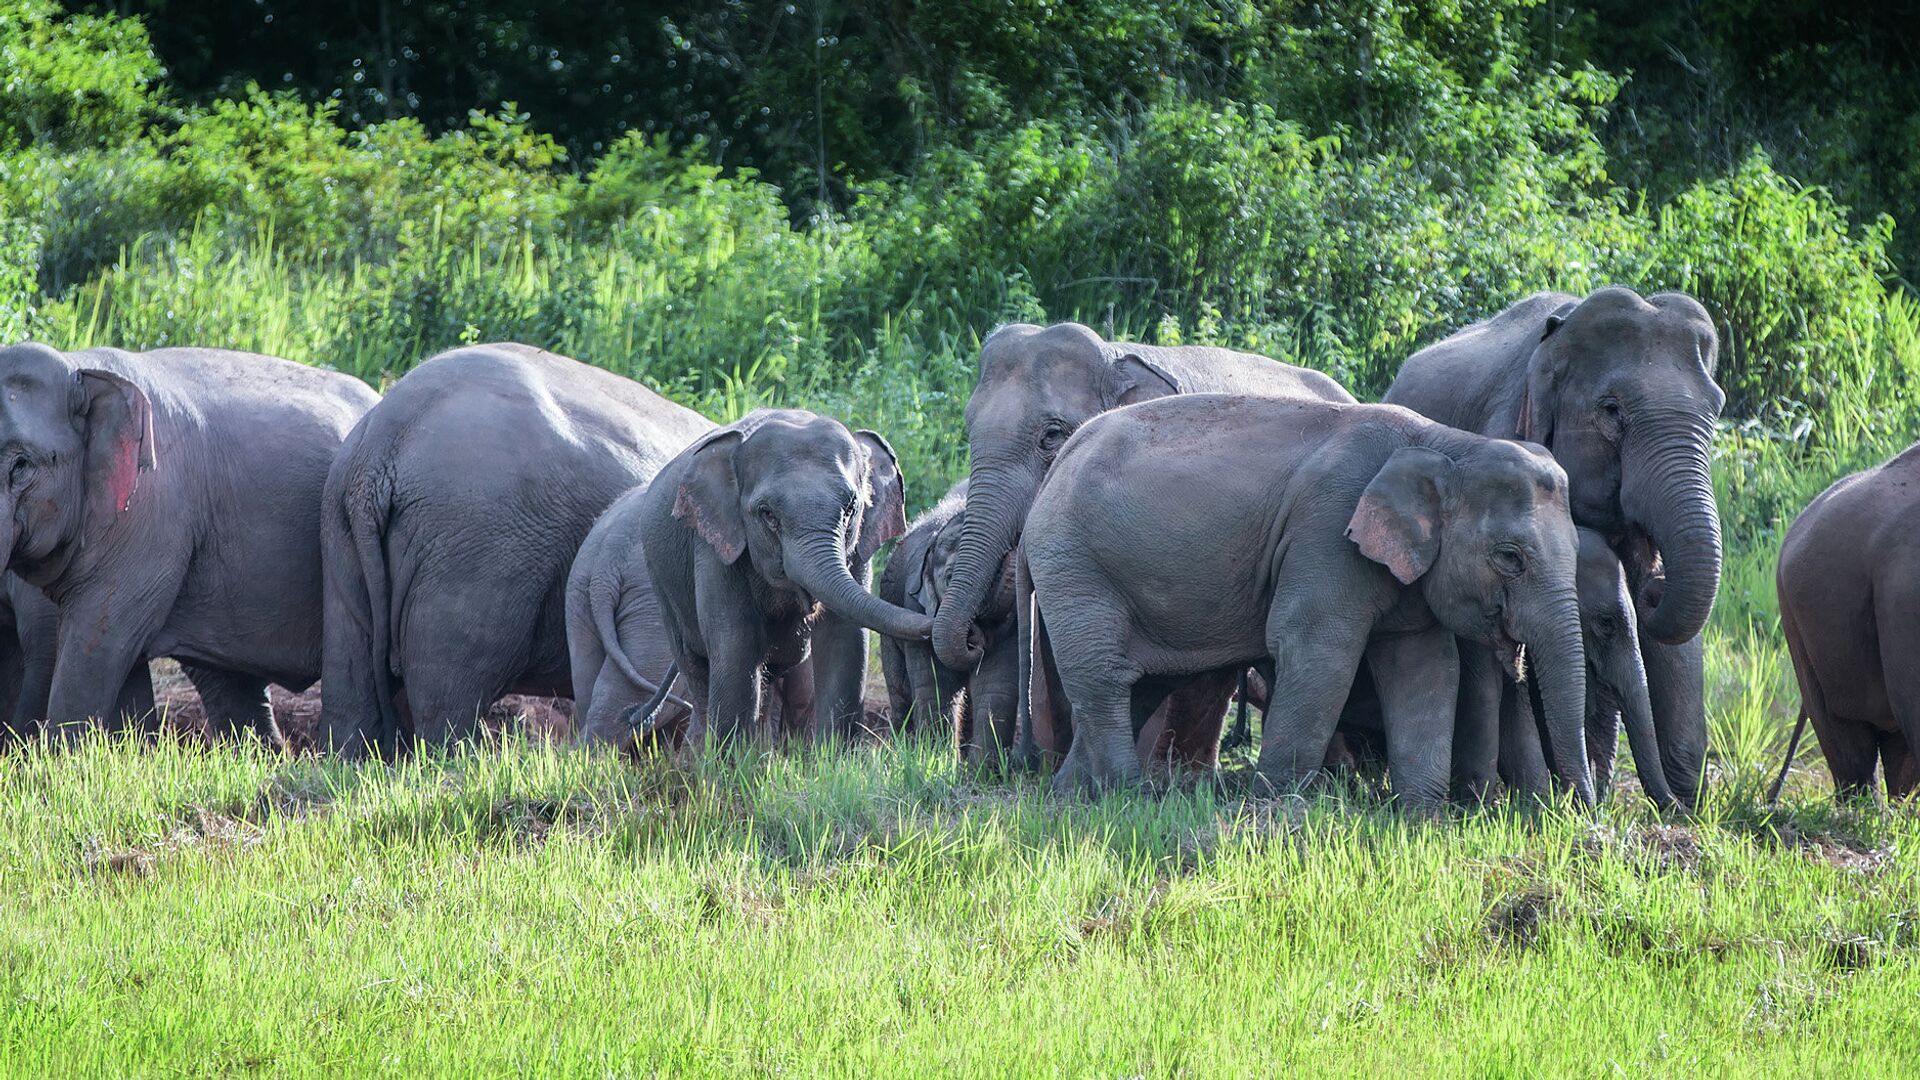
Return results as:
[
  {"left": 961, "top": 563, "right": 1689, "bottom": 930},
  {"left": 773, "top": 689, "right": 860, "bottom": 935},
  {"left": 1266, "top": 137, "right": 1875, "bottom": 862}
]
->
[
  {"left": 1642, "top": 635, "right": 1707, "bottom": 808},
  {"left": 1257, "top": 601, "right": 1372, "bottom": 798},
  {"left": 699, "top": 635, "right": 765, "bottom": 747},
  {"left": 1497, "top": 679, "right": 1552, "bottom": 802},
  {"left": 44, "top": 570, "right": 183, "bottom": 738},
  {"left": 1449, "top": 643, "right": 1504, "bottom": 804},
  {"left": 967, "top": 637, "right": 1018, "bottom": 767},
  {"left": 181, "top": 663, "right": 281, "bottom": 747},
  {"left": 808, "top": 609, "right": 867, "bottom": 743},
  {"left": 1368, "top": 627, "right": 1460, "bottom": 814}
]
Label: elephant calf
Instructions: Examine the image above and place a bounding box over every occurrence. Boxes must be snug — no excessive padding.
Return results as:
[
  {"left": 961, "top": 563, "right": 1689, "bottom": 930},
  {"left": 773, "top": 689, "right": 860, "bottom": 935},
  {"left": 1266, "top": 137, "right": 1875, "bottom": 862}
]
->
[
  {"left": 1498, "top": 528, "right": 1678, "bottom": 809},
  {"left": 1023, "top": 395, "right": 1595, "bottom": 809},
  {"left": 1777, "top": 443, "right": 1920, "bottom": 800},
  {"left": 566, "top": 483, "right": 819, "bottom": 748},
  {"left": 638, "top": 409, "right": 932, "bottom": 746},
  {"left": 876, "top": 481, "right": 1019, "bottom": 762},
  {"left": 0, "top": 342, "right": 378, "bottom": 741}
]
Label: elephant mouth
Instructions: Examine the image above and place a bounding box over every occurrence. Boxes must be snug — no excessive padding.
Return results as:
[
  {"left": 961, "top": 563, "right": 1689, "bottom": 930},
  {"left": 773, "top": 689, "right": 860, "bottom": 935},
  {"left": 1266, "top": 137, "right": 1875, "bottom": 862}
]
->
[
  {"left": 1493, "top": 613, "right": 1528, "bottom": 682},
  {"left": 1620, "top": 525, "right": 1665, "bottom": 610}
]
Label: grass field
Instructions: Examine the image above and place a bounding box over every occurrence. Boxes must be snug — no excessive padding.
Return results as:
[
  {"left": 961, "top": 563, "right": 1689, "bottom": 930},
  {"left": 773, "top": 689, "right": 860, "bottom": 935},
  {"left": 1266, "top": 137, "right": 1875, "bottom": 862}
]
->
[{"left": 0, "top": 705, "right": 1910, "bottom": 1076}]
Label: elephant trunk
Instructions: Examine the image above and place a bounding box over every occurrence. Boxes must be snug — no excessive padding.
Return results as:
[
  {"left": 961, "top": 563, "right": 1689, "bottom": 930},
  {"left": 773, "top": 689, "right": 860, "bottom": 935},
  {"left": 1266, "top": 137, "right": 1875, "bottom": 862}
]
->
[
  {"left": 1609, "top": 628, "right": 1680, "bottom": 812},
  {"left": 790, "top": 529, "right": 932, "bottom": 643},
  {"left": 933, "top": 461, "right": 1040, "bottom": 669},
  {"left": 1625, "top": 411, "right": 1722, "bottom": 646},
  {"left": 1526, "top": 592, "right": 1596, "bottom": 807}
]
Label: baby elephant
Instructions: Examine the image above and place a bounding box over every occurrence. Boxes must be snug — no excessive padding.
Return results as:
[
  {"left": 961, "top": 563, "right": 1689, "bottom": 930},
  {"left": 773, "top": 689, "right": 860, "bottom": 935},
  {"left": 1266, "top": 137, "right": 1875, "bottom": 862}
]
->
[
  {"left": 877, "top": 481, "right": 1020, "bottom": 761},
  {"left": 1498, "top": 528, "right": 1677, "bottom": 809},
  {"left": 1023, "top": 395, "right": 1595, "bottom": 810},
  {"left": 638, "top": 409, "right": 932, "bottom": 746},
  {"left": 1777, "top": 443, "right": 1920, "bottom": 800}
]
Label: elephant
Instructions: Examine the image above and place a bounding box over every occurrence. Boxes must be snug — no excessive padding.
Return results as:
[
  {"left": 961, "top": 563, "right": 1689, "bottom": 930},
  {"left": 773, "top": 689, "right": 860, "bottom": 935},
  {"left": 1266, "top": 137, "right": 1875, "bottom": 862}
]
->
[
  {"left": 1777, "top": 442, "right": 1920, "bottom": 800},
  {"left": 0, "top": 574, "right": 153, "bottom": 738},
  {"left": 1383, "top": 287, "right": 1724, "bottom": 806},
  {"left": 636, "top": 408, "right": 931, "bottom": 746},
  {"left": 566, "top": 481, "right": 822, "bottom": 749},
  {"left": 876, "top": 481, "right": 1020, "bottom": 762},
  {"left": 930, "top": 321, "right": 1355, "bottom": 765},
  {"left": 1497, "top": 528, "right": 1679, "bottom": 809},
  {"left": 1021, "top": 395, "right": 1594, "bottom": 810},
  {"left": 0, "top": 342, "right": 377, "bottom": 742},
  {"left": 318, "top": 343, "right": 713, "bottom": 754}
]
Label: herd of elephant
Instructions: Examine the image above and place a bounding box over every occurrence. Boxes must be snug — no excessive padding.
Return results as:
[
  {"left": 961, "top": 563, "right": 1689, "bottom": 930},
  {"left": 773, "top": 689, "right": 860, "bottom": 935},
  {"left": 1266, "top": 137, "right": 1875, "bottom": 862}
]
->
[{"left": 0, "top": 283, "right": 1900, "bottom": 811}]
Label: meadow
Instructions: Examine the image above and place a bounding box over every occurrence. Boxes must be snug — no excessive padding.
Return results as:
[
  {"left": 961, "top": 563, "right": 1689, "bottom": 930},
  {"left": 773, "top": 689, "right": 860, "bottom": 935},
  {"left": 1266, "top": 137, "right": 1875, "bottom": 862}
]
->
[{"left": 2, "top": 1, "right": 1918, "bottom": 1071}]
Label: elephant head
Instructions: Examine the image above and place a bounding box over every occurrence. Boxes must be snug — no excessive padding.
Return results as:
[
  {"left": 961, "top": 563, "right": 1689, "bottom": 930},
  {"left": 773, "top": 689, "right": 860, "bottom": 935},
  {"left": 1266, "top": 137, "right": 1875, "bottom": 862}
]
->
[
  {"left": 933, "top": 322, "right": 1177, "bottom": 668},
  {"left": 1519, "top": 287, "right": 1724, "bottom": 645},
  {"left": 915, "top": 502, "right": 1015, "bottom": 631},
  {"left": 0, "top": 343, "right": 156, "bottom": 582},
  {"left": 672, "top": 410, "right": 930, "bottom": 642},
  {"left": 1347, "top": 439, "right": 1596, "bottom": 805},
  {"left": 1574, "top": 528, "right": 1679, "bottom": 811}
]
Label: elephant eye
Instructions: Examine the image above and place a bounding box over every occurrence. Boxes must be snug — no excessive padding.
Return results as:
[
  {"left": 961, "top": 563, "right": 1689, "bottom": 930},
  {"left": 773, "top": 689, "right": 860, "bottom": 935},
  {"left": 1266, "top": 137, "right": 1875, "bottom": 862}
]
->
[
  {"left": 1596, "top": 397, "right": 1624, "bottom": 436},
  {"left": 1038, "top": 420, "right": 1072, "bottom": 453},
  {"left": 1489, "top": 545, "right": 1526, "bottom": 579},
  {"left": 758, "top": 507, "right": 779, "bottom": 533},
  {"left": 7, "top": 456, "right": 27, "bottom": 489},
  {"left": 1593, "top": 614, "right": 1619, "bottom": 640}
]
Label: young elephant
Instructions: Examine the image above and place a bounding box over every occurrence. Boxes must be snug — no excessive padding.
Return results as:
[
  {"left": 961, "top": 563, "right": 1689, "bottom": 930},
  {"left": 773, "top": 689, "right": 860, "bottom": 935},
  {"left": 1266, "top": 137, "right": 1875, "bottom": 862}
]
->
[
  {"left": 639, "top": 409, "right": 932, "bottom": 745},
  {"left": 565, "top": 482, "right": 823, "bottom": 748},
  {"left": 1498, "top": 528, "right": 1677, "bottom": 809},
  {"left": 1023, "top": 395, "right": 1594, "bottom": 809},
  {"left": 876, "top": 481, "right": 1020, "bottom": 761},
  {"left": 1777, "top": 442, "right": 1920, "bottom": 800},
  {"left": 0, "top": 342, "right": 378, "bottom": 741}
]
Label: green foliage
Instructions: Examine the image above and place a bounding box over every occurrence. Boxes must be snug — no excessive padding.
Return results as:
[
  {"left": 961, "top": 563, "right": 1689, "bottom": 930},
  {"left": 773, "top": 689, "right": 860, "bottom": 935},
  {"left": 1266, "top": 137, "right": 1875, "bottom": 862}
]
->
[{"left": 0, "top": 0, "right": 157, "bottom": 151}]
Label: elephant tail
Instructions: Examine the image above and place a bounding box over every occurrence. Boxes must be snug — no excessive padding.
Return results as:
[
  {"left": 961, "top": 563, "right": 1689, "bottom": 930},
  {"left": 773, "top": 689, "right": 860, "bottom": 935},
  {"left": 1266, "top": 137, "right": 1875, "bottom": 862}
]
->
[
  {"left": 1767, "top": 709, "right": 1810, "bottom": 806},
  {"left": 620, "top": 662, "right": 682, "bottom": 735},
  {"left": 587, "top": 574, "right": 690, "bottom": 714},
  {"left": 345, "top": 464, "right": 402, "bottom": 746}
]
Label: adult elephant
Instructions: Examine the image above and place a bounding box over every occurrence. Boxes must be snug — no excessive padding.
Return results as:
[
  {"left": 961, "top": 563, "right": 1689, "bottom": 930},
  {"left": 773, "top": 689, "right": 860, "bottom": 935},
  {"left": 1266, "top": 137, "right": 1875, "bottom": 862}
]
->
[
  {"left": 0, "top": 342, "right": 378, "bottom": 741},
  {"left": 319, "top": 343, "right": 713, "bottom": 754},
  {"left": 1384, "top": 287, "right": 1724, "bottom": 807},
  {"left": 1777, "top": 443, "right": 1920, "bottom": 800},
  {"left": 932, "top": 322, "right": 1354, "bottom": 763}
]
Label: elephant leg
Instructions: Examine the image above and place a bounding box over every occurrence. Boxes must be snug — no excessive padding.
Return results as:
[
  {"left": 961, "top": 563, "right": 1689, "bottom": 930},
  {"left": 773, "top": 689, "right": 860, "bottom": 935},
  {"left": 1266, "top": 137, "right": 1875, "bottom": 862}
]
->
[
  {"left": 1642, "top": 635, "right": 1708, "bottom": 808},
  {"left": 1881, "top": 730, "right": 1919, "bottom": 802},
  {"left": 1257, "top": 602, "right": 1370, "bottom": 798},
  {"left": 112, "top": 663, "right": 158, "bottom": 736},
  {"left": 1809, "top": 713, "right": 1881, "bottom": 801},
  {"left": 1450, "top": 643, "right": 1504, "bottom": 804},
  {"left": 1156, "top": 669, "right": 1239, "bottom": 775},
  {"left": 1587, "top": 698, "right": 1621, "bottom": 801},
  {"left": 777, "top": 662, "right": 816, "bottom": 742},
  {"left": 809, "top": 608, "right": 866, "bottom": 743},
  {"left": 700, "top": 637, "right": 765, "bottom": 747},
  {"left": 879, "top": 637, "right": 911, "bottom": 734},
  {"left": 967, "top": 639, "right": 1018, "bottom": 768},
  {"left": 1046, "top": 600, "right": 1143, "bottom": 796},
  {"left": 1498, "top": 677, "right": 1553, "bottom": 802},
  {"left": 579, "top": 659, "right": 643, "bottom": 748},
  {"left": 181, "top": 664, "right": 280, "bottom": 747},
  {"left": 1368, "top": 627, "right": 1460, "bottom": 813},
  {"left": 45, "top": 575, "right": 181, "bottom": 739}
]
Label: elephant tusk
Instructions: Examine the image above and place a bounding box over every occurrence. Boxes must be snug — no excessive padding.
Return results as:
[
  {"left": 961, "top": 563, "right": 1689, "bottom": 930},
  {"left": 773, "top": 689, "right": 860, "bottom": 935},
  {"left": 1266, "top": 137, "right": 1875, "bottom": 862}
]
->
[{"left": 1514, "top": 643, "right": 1528, "bottom": 684}]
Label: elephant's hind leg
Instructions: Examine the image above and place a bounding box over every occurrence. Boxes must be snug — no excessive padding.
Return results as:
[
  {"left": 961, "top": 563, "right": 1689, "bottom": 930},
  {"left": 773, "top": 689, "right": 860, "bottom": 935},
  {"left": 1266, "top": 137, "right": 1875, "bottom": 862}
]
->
[
  {"left": 182, "top": 664, "right": 280, "bottom": 747},
  {"left": 1045, "top": 601, "right": 1144, "bottom": 796}
]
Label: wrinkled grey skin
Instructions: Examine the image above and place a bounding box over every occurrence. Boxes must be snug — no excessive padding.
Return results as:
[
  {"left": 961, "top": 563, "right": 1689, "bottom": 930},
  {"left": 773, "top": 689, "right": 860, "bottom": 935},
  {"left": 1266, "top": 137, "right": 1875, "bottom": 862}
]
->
[
  {"left": 0, "top": 574, "right": 152, "bottom": 737},
  {"left": 877, "top": 481, "right": 1020, "bottom": 762},
  {"left": 1499, "top": 528, "right": 1677, "bottom": 810},
  {"left": 1023, "top": 396, "right": 1593, "bottom": 811},
  {"left": 1777, "top": 442, "right": 1920, "bottom": 800},
  {"left": 567, "top": 481, "right": 817, "bottom": 749},
  {"left": 1384, "top": 287, "right": 1724, "bottom": 807},
  {"left": 638, "top": 409, "right": 931, "bottom": 746},
  {"left": 932, "top": 321, "right": 1355, "bottom": 679},
  {"left": 319, "top": 343, "right": 713, "bottom": 754},
  {"left": 0, "top": 342, "right": 377, "bottom": 742}
]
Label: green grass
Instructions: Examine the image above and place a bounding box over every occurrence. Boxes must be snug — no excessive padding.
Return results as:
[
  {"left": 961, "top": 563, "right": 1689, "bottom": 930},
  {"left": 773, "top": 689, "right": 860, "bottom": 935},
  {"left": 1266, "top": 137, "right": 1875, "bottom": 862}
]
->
[{"left": 0, "top": 728, "right": 1911, "bottom": 1076}]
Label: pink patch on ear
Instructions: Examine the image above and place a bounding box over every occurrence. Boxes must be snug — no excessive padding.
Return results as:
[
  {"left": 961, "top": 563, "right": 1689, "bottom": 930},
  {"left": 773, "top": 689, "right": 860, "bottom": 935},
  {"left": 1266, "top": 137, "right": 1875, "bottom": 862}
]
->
[
  {"left": 107, "top": 431, "right": 141, "bottom": 513},
  {"left": 1346, "top": 508, "right": 1435, "bottom": 586},
  {"left": 673, "top": 482, "right": 744, "bottom": 563}
]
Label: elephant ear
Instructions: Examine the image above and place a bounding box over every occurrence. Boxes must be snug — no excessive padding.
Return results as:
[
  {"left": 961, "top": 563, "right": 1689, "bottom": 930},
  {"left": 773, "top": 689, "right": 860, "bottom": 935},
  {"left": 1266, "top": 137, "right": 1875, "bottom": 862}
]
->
[
  {"left": 906, "top": 538, "right": 940, "bottom": 616},
  {"left": 1347, "top": 447, "right": 1451, "bottom": 585},
  {"left": 1520, "top": 299, "right": 1580, "bottom": 444},
  {"left": 671, "top": 428, "right": 747, "bottom": 564},
  {"left": 1106, "top": 352, "right": 1179, "bottom": 408},
  {"left": 74, "top": 369, "right": 157, "bottom": 534},
  {"left": 852, "top": 430, "right": 908, "bottom": 564}
]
